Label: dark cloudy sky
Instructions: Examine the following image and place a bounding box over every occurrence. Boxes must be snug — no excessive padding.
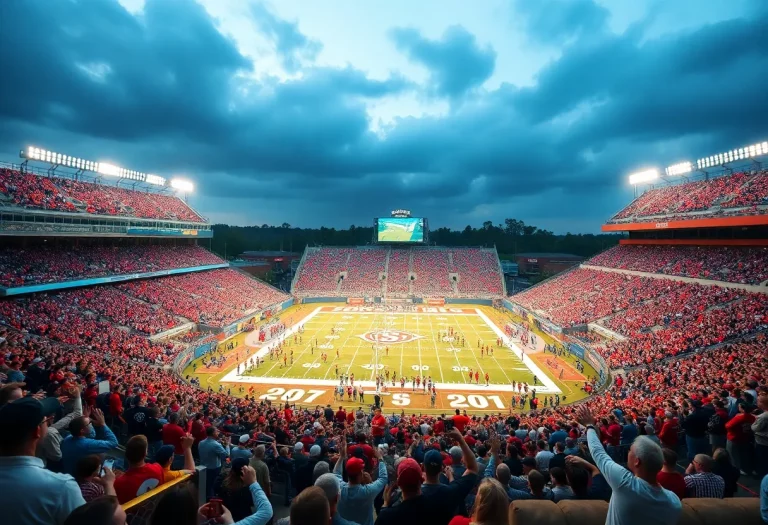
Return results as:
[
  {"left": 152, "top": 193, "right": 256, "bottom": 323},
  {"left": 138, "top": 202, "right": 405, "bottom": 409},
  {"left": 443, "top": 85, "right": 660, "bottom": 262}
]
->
[{"left": 1, "top": 0, "right": 766, "bottom": 232}]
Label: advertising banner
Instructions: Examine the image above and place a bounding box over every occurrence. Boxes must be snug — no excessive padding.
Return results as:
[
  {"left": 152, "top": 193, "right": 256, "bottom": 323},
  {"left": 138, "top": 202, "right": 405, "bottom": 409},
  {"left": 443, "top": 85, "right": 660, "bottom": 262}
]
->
[
  {"left": 426, "top": 298, "right": 446, "bottom": 306},
  {"left": 347, "top": 298, "right": 365, "bottom": 305}
]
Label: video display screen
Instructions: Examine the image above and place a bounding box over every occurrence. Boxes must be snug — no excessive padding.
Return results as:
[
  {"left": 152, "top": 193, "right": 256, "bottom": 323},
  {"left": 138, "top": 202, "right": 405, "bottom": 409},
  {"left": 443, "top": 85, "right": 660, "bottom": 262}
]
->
[{"left": 377, "top": 217, "right": 424, "bottom": 243}]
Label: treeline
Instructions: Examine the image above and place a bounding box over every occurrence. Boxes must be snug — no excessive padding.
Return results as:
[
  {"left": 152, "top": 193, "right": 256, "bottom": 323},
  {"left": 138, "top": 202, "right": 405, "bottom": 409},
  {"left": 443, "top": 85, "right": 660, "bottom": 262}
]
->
[{"left": 209, "top": 219, "right": 623, "bottom": 259}]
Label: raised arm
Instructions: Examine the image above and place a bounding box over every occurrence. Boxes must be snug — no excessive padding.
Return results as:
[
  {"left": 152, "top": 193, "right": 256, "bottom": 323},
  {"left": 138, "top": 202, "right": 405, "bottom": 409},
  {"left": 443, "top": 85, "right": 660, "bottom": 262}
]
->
[{"left": 576, "top": 405, "right": 632, "bottom": 490}]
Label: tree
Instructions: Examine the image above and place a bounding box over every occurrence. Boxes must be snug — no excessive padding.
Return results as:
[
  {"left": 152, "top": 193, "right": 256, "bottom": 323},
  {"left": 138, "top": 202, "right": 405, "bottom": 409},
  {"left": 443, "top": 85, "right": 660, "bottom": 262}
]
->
[
  {"left": 482, "top": 220, "right": 493, "bottom": 230},
  {"left": 522, "top": 225, "right": 537, "bottom": 236},
  {"left": 504, "top": 218, "right": 524, "bottom": 236},
  {"left": 281, "top": 222, "right": 291, "bottom": 229}
]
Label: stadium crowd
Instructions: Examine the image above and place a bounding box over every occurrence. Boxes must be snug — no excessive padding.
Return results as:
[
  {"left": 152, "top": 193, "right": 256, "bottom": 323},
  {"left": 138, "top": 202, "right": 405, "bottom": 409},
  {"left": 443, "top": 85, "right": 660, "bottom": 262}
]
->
[
  {"left": 0, "top": 244, "right": 223, "bottom": 287},
  {"left": 589, "top": 245, "right": 768, "bottom": 285},
  {"left": 609, "top": 169, "right": 768, "bottom": 223},
  {"left": 293, "top": 247, "right": 504, "bottom": 298},
  {"left": 0, "top": 167, "right": 206, "bottom": 222},
  {"left": 120, "top": 269, "right": 289, "bottom": 327},
  {"left": 0, "top": 314, "right": 767, "bottom": 525}
]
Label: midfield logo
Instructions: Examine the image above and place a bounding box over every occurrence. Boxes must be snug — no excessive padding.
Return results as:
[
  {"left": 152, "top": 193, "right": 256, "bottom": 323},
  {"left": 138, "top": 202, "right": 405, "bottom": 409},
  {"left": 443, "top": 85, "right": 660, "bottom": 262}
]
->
[{"left": 358, "top": 330, "right": 425, "bottom": 344}]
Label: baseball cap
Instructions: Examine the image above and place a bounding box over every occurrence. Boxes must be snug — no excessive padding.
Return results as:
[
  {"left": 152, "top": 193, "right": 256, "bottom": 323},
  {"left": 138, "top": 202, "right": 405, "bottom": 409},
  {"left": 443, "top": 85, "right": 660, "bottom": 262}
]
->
[
  {"left": 0, "top": 397, "right": 60, "bottom": 443},
  {"left": 346, "top": 457, "right": 365, "bottom": 476},
  {"left": 232, "top": 457, "right": 249, "bottom": 476},
  {"left": 154, "top": 445, "right": 175, "bottom": 466},
  {"left": 396, "top": 458, "right": 422, "bottom": 487},
  {"left": 239, "top": 434, "right": 250, "bottom": 444},
  {"left": 294, "top": 442, "right": 305, "bottom": 453},
  {"left": 423, "top": 449, "right": 443, "bottom": 469},
  {"left": 522, "top": 457, "right": 537, "bottom": 468}
]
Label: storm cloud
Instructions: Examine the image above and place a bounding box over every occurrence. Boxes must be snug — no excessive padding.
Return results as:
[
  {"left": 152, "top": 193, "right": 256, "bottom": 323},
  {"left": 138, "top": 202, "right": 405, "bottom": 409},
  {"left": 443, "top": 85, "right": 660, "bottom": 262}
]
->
[{"left": 0, "top": 0, "right": 765, "bottom": 232}]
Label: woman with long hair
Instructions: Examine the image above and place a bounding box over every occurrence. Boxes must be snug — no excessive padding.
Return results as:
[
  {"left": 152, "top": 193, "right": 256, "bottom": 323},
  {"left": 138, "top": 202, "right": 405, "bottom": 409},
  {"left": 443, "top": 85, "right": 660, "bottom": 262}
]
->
[
  {"left": 214, "top": 457, "right": 255, "bottom": 522},
  {"left": 449, "top": 478, "right": 509, "bottom": 525}
]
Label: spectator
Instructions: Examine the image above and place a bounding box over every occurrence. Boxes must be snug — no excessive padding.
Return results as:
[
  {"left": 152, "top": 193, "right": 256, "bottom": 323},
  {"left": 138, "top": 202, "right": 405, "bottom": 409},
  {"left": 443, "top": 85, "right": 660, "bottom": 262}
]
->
[
  {"left": 656, "top": 448, "right": 685, "bottom": 500},
  {"left": 761, "top": 474, "right": 768, "bottom": 523},
  {"left": 684, "top": 454, "right": 725, "bottom": 498},
  {"left": 535, "top": 439, "right": 554, "bottom": 475},
  {"left": 63, "top": 496, "right": 126, "bottom": 525},
  {"left": 421, "top": 428, "right": 479, "bottom": 517},
  {"left": 232, "top": 434, "right": 254, "bottom": 461},
  {"left": 576, "top": 405, "right": 681, "bottom": 525},
  {"left": 199, "top": 425, "right": 232, "bottom": 501},
  {"left": 548, "top": 441, "right": 567, "bottom": 471},
  {"left": 315, "top": 473, "right": 361, "bottom": 525},
  {"left": 376, "top": 458, "right": 431, "bottom": 524},
  {"left": 289, "top": 486, "right": 330, "bottom": 525},
  {"left": 74, "top": 455, "right": 116, "bottom": 502},
  {"left": 682, "top": 401, "right": 711, "bottom": 462},
  {"left": 60, "top": 407, "right": 118, "bottom": 476},
  {"left": 114, "top": 435, "right": 165, "bottom": 504},
  {"left": 0, "top": 397, "right": 86, "bottom": 525},
  {"left": 250, "top": 444, "right": 271, "bottom": 499},
  {"left": 215, "top": 458, "right": 259, "bottom": 522},
  {"left": 448, "top": 478, "right": 509, "bottom": 525},
  {"left": 725, "top": 401, "right": 756, "bottom": 475},
  {"left": 334, "top": 432, "right": 388, "bottom": 525},
  {"left": 712, "top": 448, "right": 740, "bottom": 498},
  {"left": 202, "top": 462, "right": 273, "bottom": 525},
  {"left": 550, "top": 467, "right": 574, "bottom": 502},
  {"left": 154, "top": 438, "right": 195, "bottom": 483},
  {"left": 753, "top": 392, "right": 768, "bottom": 477},
  {"left": 38, "top": 389, "right": 84, "bottom": 469},
  {"left": 313, "top": 461, "right": 330, "bottom": 483},
  {"left": 162, "top": 412, "right": 187, "bottom": 469}
]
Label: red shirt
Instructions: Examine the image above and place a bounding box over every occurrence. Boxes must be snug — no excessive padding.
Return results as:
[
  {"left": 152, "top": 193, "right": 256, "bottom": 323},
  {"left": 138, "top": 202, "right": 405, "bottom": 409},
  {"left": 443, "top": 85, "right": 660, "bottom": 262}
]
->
[
  {"left": 372, "top": 414, "right": 386, "bottom": 436},
  {"left": 725, "top": 413, "right": 755, "bottom": 443},
  {"left": 114, "top": 463, "right": 164, "bottom": 504},
  {"left": 109, "top": 392, "right": 123, "bottom": 417},
  {"left": 448, "top": 516, "right": 470, "bottom": 525},
  {"left": 656, "top": 471, "right": 685, "bottom": 500},
  {"left": 434, "top": 420, "right": 445, "bottom": 435},
  {"left": 335, "top": 410, "right": 347, "bottom": 424},
  {"left": 162, "top": 423, "right": 186, "bottom": 454},
  {"left": 452, "top": 415, "right": 469, "bottom": 433}
]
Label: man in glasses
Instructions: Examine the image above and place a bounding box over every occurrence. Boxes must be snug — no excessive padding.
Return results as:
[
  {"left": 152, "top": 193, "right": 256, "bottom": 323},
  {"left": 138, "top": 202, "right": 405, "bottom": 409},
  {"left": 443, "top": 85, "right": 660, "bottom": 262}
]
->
[{"left": 0, "top": 396, "right": 86, "bottom": 524}]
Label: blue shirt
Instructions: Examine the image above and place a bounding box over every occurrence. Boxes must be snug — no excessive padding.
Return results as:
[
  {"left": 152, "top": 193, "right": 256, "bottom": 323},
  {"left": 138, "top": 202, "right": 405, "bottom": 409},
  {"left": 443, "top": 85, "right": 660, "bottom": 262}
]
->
[
  {"left": 587, "top": 428, "right": 681, "bottom": 525},
  {"left": 0, "top": 456, "right": 85, "bottom": 525},
  {"left": 760, "top": 474, "right": 768, "bottom": 523},
  {"left": 334, "top": 460, "right": 388, "bottom": 525},
  {"left": 549, "top": 430, "right": 568, "bottom": 446},
  {"left": 199, "top": 437, "right": 230, "bottom": 469},
  {"left": 60, "top": 424, "right": 118, "bottom": 475},
  {"left": 232, "top": 482, "right": 273, "bottom": 525}
]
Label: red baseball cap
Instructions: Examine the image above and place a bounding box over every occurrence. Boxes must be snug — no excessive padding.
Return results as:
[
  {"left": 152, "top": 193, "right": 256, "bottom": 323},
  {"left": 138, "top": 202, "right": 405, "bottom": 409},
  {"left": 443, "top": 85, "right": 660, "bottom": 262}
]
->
[
  {"left": 346, "top": 457, "right": 365, "bottom": 476},
  {"left": 396, "top": 458, "right": 422, "bottom": 488}
]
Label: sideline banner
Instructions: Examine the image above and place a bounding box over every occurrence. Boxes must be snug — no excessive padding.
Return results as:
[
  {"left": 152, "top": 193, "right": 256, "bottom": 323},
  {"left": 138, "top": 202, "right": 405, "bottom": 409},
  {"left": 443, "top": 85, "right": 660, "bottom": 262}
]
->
[
  {"left": 426, "top": 298, "right": 445, "bottom": 306},
  {"left": 347, "top": 298, "right": 364, "bottom": 305}
]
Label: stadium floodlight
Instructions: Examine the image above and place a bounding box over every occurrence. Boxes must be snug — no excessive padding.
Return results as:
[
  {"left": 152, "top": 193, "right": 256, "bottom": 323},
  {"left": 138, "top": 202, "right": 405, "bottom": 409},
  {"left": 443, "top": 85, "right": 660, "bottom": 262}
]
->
[
  {"left": 665, "top": 161, "right": 692, "bottom": 176},
  {"left": 170, "top": 178, "right": 194, "bottom": 192},
  {"left": 145, "top": 174, "right": 165, "bottom": 186},
  {"left": 696, "top": 139, "right": 768, "bottom": 169},
  {"left": 97, "top": 162, "right": 120, "bottom": 176},
  {"left": 628, "top": 168, "right": 659, "bottom": 185}
]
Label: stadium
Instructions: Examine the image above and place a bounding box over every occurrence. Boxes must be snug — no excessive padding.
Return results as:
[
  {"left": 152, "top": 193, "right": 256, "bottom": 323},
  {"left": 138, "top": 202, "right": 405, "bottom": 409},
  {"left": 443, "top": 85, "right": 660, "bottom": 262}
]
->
[{"left": 1, "top": 3, "right": 768, "bottom": 520}]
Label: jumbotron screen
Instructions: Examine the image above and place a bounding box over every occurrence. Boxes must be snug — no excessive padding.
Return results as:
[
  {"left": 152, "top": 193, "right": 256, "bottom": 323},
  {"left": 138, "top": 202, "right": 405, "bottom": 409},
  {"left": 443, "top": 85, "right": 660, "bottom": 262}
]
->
[{"left": 377, "top": 217, "right": 424, "bottom": 243}]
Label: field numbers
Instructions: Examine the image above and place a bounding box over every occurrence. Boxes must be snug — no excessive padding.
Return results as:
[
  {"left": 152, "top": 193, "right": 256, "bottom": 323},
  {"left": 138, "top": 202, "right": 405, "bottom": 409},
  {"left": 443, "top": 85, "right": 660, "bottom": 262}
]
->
[
  {"left": 259, "top": 387, "right": 326, "bottom": 403},
  {"left": 452, "top": 366, "right": 469, "bottom": 372},
  {"left": 411, "top": 365, "right": 429, "bottom": 371},
  {"left": 391, "top": 393, "right": 411, "bottom": 406},
  {"left": 447, "top": 394, "right": 506, "bottom": 410},
  {"left": 362, "top": 364, "right": 384, "bottom": 370},
  {"left": 318, "top": 343, "right": 334, "bottom": 349},
  {"left": 446, "top": 348, "right": 461, "bottom": 353},
  {"left": 302, "top": 363, "right": 321, "bottom": 368}
]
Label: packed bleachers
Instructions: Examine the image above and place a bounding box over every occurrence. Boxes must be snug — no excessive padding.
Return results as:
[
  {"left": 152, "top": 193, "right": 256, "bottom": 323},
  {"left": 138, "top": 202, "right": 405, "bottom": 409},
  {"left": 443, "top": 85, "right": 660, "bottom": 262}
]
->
[
  {"left": 292, "top": 246, "right": 504, "bottom": 298},
  {"left": 511, "top": 268, "right": 677, "bottom": 327},
  {"left": 120, "top": 268, "right": 288, "bottom": 326},
  {"left": 0, "top": 244, "right": 223, "bottom": 287},
  {"left": 451, "top": 248, "right": 504, "bottom": 295},
  {"left": 339, "top": 248, "right": 386, "bottom": 295},
  {"left": 292, "top": 247, "right": 352, "bottom": 295},
  {"left": 386, "top": 248, "right": 411, "bottom": 293},
  {"left": 0, "top": 167, "right": 205, "bottom": 222},
  {"left": 411, "top": 248, "right": 453, "bottom": 295},
  {"left": 589, "top": 245, "right": 768, "bottom": 285},
  {"left": 608, "top": 169, "right": 768, "bottom": 223}
]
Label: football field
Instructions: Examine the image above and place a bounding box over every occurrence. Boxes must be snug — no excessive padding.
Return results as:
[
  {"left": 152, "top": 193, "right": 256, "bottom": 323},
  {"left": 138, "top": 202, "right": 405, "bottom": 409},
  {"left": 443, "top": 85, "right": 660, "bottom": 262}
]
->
[{"left": 185, "top": 304, "right": 593, "bottom": 413}]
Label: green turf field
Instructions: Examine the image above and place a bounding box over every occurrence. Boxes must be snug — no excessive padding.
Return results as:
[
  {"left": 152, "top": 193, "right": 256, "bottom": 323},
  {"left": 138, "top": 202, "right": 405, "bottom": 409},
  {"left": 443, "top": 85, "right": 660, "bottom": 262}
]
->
[{"left": 240, "top": 309, "right": 538, "bottom": 387}]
